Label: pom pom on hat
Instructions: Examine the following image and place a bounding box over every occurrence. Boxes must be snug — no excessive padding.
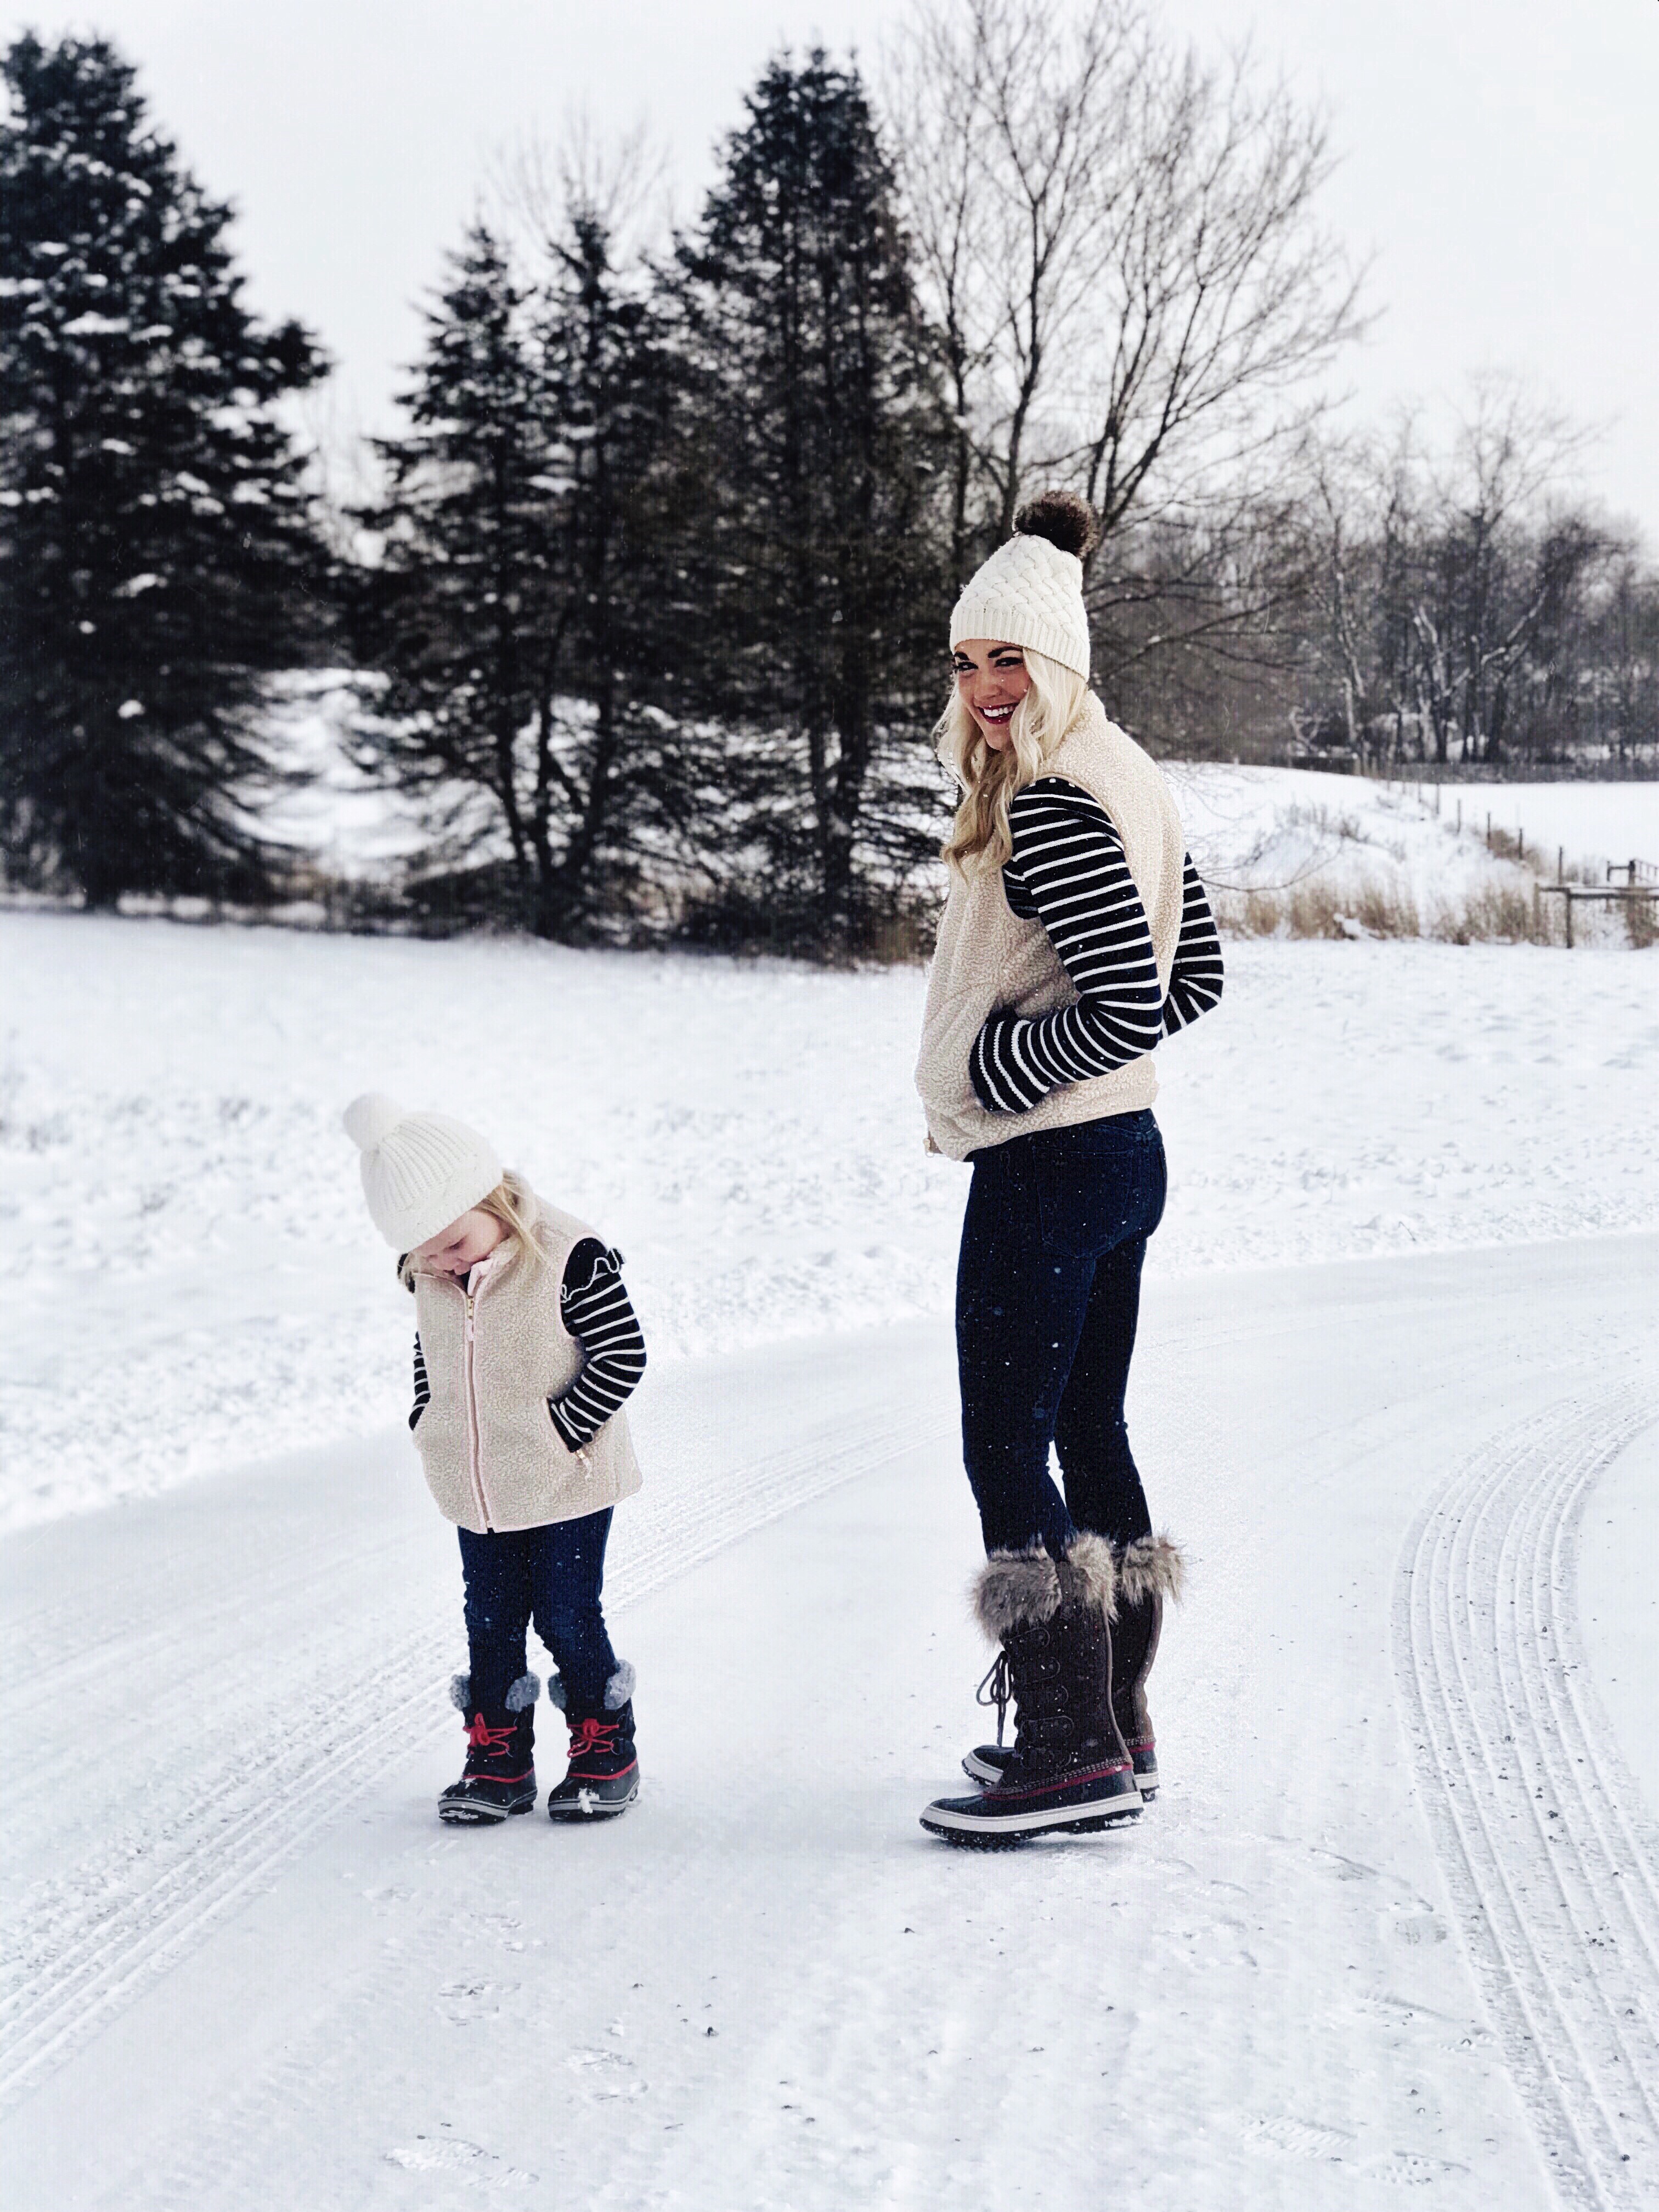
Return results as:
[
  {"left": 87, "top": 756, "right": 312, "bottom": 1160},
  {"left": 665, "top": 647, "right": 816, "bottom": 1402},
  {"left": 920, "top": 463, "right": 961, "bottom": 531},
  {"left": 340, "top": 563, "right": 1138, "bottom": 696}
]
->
[
  {"left": 949, "top": 486, "right": 1098, "bottom": 678},
  {"left": 1013, "top": 488, "right": 1099, "bottom": 561},
  {"left": 342, "top": 1091, "right": 405, "bottom": 1154},
  {"left": 343, "top": 1092, "right": 503, "bottom": 1252}
]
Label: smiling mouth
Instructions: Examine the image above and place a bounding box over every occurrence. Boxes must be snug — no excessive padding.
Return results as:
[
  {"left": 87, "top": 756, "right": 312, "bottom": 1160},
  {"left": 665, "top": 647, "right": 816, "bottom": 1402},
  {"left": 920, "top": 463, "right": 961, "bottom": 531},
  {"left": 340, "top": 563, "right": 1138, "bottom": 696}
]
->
[{"left": 980, "top": 702, "right": 1017, "bottom": 724}]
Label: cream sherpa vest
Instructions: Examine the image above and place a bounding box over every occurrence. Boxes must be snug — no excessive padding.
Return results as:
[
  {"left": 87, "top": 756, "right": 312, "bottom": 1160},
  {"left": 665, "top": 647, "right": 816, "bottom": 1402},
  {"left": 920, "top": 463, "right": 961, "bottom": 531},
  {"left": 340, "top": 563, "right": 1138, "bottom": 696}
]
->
[
  {"left": 916, "top": 695, "right": 1186, "bottom": 1161},
  {"left": 411, "top": 1190, "right": 642, "bottom": 1534}
]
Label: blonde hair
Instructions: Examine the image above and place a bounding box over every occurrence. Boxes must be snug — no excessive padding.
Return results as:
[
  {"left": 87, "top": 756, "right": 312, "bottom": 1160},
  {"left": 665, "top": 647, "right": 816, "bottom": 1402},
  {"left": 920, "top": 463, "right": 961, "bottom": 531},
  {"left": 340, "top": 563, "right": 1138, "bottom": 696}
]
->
[
  {"left": 937, "top": 647, "right": 1092, "bottom": 875},
  {"left": 398, "top": 1169, "right": 549, "bottom": 1290}
]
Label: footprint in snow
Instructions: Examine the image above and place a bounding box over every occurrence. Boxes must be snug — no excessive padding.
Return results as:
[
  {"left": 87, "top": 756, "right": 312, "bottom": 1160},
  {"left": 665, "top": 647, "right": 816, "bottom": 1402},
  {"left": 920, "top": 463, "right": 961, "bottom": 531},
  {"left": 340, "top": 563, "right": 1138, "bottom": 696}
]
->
[
  {"left": 1242, "top": 2115, "right": 1353, "bottom": 2159},
  {"left": 566, "top": 2049, "right": 647, "bottom": 2099},
  {"left": 385, "top": 2138, "right": 535, "bottom": 2190},
  {"left": 436, "top": 1979, "right": 518, "bottom": 2025},
  {"left": 1391, "top": 1911, "right": 1448, "bottom": 1946},
  {"left": 1365, "top": 2151, "right": 1469, "bottom": 2186}
]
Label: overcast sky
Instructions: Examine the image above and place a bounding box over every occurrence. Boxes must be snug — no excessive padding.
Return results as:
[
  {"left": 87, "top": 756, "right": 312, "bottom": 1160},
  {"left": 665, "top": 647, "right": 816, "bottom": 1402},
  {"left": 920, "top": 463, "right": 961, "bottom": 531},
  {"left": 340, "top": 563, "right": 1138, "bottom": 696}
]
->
[{"left": 5, "top": 1, "right": 1657, "bottom": 531}]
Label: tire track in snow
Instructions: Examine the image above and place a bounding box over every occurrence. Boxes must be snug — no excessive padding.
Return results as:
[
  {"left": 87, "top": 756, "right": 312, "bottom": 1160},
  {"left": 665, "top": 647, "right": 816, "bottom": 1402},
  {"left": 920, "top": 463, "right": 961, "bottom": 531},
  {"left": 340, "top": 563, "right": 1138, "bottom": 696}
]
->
[
  {"left": 0, "top": 1395, "right": 948, "bottom": 2117},
  {"left": 1395, "top": 1383, "right": 1659, "bottom": 2209}
]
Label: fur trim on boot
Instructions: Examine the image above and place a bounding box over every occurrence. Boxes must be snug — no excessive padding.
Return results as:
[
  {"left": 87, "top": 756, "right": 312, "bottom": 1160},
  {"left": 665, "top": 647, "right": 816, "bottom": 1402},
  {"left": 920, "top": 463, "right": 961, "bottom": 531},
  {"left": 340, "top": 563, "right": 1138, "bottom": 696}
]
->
[
  {"left": 547, "top": 1663, "right": 633, "bottom": 1714},
  {"left": 1115, "top": 1532, "right": 1186, "bottom": 1606},
  {"left": 450, "top": 1671, "right": 540, "bottom": 1714},
  {"left": 972, "top": 1549, "right": 1060, "bottom": 1641},
  {"left": 1056, "top": 1530, "right": 1118, "bottom": 1620}
]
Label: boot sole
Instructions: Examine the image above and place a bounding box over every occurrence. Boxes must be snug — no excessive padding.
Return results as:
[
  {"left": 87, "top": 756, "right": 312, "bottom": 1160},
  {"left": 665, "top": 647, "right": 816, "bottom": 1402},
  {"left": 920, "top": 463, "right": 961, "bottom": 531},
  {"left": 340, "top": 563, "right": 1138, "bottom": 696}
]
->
[
  {"left": 547, "top": 1780, "right": 640, "bottom": 1821},
  {"left": 921, "top": 1791, "right": 1142, "bottom": 1844},
  {"left": 438, "top": 1797, "right": 535, "bottom": 1826}
]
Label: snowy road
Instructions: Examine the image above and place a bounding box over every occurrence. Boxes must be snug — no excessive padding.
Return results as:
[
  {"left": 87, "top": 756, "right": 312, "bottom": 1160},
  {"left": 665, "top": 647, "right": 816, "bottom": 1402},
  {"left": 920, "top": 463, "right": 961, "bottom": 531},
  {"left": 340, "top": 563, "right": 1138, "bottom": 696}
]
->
[{"left": 5, "top": 1235, "right": 1659, "bottom": 2209}]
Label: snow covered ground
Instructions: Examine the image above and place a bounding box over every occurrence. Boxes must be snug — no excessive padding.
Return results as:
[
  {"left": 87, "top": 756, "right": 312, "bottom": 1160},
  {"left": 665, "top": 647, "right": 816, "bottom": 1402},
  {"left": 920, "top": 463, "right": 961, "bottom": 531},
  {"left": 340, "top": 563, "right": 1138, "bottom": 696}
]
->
[
  {"left": 3, "top": 912, "right": 1657, "bottom": 1527},
  {"left": 1169, "top": 763, "right": 1659, "bottom": 941},
  {"left": 4, "top": 911, "right": 1659, "bottom": 2209},
  {"left": 261, "top": 680, "right": 1659, "bottom": 939}
]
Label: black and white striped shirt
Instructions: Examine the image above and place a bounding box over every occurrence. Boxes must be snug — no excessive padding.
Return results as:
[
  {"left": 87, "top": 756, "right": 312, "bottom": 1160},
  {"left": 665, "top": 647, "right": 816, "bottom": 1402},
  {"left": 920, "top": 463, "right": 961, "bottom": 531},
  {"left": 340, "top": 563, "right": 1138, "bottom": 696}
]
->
[
  {"left": 969, "top": 777, "right": 1223, "bottom": 1116},
  {"left": 410, "top": 1237, "right": 647, "bottom": 1449}
]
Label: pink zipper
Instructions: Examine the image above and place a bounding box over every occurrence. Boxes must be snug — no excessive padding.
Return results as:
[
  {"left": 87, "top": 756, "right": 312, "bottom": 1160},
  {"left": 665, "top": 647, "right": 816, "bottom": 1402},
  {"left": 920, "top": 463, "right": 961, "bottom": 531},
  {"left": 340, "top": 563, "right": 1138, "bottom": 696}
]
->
[{"left": 461, "top": 1257, "right": 497, "bottom": 1531}]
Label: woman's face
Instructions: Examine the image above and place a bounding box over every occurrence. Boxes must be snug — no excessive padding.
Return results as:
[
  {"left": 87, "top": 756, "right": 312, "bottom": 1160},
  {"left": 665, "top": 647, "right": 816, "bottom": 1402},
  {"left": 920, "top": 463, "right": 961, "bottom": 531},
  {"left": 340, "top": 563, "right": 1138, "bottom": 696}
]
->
[
  {"left": 414, "top": 1208, "right": 506, "bottom": 1277},
  {"left": 952, "top": 639, "right": 1030, "bottom": 752}
]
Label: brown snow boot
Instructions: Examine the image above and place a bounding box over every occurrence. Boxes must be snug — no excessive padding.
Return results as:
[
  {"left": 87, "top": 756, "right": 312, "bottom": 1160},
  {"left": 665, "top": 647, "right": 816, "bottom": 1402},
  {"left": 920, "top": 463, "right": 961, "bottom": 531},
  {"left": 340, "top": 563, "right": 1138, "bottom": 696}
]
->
[{"left": 1109, "top": 1534, "right": 1185, "bottom": 1799}]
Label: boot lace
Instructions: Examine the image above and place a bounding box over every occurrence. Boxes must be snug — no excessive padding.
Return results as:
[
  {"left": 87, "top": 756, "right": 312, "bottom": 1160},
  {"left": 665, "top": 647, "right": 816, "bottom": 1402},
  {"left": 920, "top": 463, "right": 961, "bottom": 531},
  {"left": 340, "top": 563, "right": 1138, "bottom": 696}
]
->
[
  {"left": 464, "top": 1713, "right": 517, "bottom": 1754},
  {"left": 975, "top": 1652, "right": 1012, "bottom": 1747},
  {"left": 569, "top": 1717, "right": 618, "bottom": 1757}
]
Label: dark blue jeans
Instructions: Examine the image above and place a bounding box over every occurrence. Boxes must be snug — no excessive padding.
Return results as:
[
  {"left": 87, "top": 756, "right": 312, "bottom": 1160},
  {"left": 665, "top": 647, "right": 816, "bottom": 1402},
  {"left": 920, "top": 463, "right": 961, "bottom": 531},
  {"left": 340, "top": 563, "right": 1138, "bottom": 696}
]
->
[
  {"left": 957, "top": 1109, "right": 1167, "bottom": 1559},
  {"left": 457, "top": 1508, "right": 618, "bottom": 1714}
]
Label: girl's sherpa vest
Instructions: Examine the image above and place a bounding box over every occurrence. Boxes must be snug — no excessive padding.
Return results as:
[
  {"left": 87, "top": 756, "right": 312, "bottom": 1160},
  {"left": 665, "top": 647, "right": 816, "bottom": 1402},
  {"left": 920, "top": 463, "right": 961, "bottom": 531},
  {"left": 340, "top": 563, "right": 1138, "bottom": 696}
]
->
[
  {"left": 916, "top": 693, "right": 1186, "bottom": 1161},
  {"left": 411, "top": 1188, "right": 642, "bottom": 1534}
]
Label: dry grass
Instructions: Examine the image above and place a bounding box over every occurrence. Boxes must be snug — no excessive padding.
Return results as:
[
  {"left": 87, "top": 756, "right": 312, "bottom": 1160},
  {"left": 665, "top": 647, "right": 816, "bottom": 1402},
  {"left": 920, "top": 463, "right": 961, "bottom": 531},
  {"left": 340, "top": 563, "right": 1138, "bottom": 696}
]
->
[
  {"left": 1429, "top": 881, "right": 1548, "bottom": 945},
  {"left": 1215, "top": 870, "right": 1548, "bottom": 944}
]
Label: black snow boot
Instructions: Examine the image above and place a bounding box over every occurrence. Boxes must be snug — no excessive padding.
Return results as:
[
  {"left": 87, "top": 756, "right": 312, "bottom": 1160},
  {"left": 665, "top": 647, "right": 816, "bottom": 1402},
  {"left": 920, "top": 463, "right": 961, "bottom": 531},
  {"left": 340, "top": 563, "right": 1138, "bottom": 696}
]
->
[
  {"left": 1107, "top": 1533, "right": 1184, "bottom": 1799},
  {"left": 545, "top": 1664, "right": 639, "bottom": 1821},
  {"left": 963, "top": 1531, "right": 1185, "bottom": 1799},
  {"left": 922, "top": 1534, "right": 1141, "bottom": 1846},
  {"left": 439, "top": 1672, "right": 540, "bottom": 1824}
]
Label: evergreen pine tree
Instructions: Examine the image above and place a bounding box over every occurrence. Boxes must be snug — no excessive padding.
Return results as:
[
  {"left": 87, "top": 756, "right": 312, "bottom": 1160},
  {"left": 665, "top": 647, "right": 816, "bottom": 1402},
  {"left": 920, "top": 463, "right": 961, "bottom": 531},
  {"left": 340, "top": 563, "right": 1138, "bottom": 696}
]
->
[
  {"left": 351, "top": 212, "right": 690, "bottom": 938},
  {"left": 676, "top": 50, "right": 952, "bottom": 943},
  {"left": 0, "top": 32, "right": 327, "bottom": 905}
]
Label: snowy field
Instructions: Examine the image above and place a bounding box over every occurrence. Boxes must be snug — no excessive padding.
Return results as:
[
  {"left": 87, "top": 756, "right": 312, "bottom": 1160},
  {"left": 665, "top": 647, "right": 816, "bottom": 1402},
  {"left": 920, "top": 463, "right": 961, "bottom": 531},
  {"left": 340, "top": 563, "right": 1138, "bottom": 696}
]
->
[
  {"left": 3, "top": 912, "right": 1658, "bottom": 1527},
  {"left": 264, "top": 678, "right": 1659, "bottom": 940},
  {"left": 4, "top": 910, "right": 1659, "bottom": 2209},
  {"left": 1169, "top": 762, "right": 1659, "bottom": 939}
]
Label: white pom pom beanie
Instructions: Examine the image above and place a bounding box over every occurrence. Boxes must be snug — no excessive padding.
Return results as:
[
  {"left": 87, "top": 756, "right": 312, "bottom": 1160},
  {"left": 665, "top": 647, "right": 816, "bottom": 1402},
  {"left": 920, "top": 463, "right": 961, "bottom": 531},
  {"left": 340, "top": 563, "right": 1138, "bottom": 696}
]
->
[
  {"left": 343, "top": 1093, "right": 504, "bottom": 1252},
  {"left": 949, "top": 531, "right": 1091, "bottom": 679}
]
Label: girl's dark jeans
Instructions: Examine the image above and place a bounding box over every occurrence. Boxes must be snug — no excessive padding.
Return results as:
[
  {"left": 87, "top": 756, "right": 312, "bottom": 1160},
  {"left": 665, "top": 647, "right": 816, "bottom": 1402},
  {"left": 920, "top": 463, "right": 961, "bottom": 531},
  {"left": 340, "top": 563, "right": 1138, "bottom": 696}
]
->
[
  {"left": 457, "top": 1507, "right": 619, "bottom": 1714},
  {"left": 956, "top": 1108, "right": 1167, "bottom": 1559}
]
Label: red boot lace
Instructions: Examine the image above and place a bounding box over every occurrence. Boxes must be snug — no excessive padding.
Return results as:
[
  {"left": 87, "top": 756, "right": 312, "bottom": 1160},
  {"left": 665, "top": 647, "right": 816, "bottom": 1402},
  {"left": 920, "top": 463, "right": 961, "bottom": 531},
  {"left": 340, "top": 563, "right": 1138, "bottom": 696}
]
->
[
  {"left": 465, "top": 1713, "right": 517, "bottom": 1754},
  {"left": 568, "top": 1717, "right": 617, "bottom": 1758}
]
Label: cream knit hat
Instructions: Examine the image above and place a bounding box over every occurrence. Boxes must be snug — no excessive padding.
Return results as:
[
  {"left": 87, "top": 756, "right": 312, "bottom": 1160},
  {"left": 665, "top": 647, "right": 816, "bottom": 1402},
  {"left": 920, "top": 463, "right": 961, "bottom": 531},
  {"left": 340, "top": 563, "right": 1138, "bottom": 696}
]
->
[
  {"left": 343, "top": 1092, "right": 504, "bottom": 1251},
  {"left": 949, "top": 492, "right": 1097, "bottom": 678}
]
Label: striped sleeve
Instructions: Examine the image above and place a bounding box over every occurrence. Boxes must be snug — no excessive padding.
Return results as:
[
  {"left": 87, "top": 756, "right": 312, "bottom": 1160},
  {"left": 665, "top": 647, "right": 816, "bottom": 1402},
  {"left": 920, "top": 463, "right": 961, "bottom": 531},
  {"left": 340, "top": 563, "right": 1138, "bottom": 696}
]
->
[
  {"left": 548, "top": 1238, "right": 647, "bottom": 1452},
  {"left": 969, "top": 779, "right": 1165, "bottom": 1115},
  {"left": 1163, "top": 855, "right": 1224, "bottom": 1035},
  {"left": 410, "top": 1334, "right": 430, "bottom": 1431}
]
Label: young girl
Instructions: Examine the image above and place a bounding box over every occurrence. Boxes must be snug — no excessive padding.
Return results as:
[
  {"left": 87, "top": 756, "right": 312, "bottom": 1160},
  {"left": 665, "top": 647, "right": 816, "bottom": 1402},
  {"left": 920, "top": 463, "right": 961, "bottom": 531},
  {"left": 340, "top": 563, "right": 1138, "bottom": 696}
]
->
[{"left": 344, "top": 1093, "right": 647, "bottom": 1825}]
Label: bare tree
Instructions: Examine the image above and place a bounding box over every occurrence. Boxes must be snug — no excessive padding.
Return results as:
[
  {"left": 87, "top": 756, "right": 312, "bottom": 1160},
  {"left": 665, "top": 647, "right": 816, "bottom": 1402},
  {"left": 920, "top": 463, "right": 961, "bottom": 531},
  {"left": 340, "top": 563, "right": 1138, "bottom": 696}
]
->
[
  {"left": 887, "top": 0, "right": 1146, "bottom": 546},
  {"left": 884, "top": 1, "right": 1365, "bottom": 583}
]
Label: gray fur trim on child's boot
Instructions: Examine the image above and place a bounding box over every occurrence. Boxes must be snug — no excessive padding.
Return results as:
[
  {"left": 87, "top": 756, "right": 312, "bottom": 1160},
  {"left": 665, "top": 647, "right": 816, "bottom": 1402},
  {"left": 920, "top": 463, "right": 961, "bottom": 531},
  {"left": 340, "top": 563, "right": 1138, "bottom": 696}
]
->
[
  {"left": 548, "top": 1665, "right": 633, "bottom": 1713},
  {"left": 451, "top": 1671, "right": 540, "bottom": 1714}
]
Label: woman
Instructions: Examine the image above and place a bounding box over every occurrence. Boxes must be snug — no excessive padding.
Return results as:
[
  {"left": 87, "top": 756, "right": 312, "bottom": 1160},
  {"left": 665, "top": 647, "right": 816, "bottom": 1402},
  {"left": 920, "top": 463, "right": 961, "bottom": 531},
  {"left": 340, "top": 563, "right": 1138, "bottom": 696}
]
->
[{"left": 915, "top": 490, "right": 1223, "bottom": 1846}]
